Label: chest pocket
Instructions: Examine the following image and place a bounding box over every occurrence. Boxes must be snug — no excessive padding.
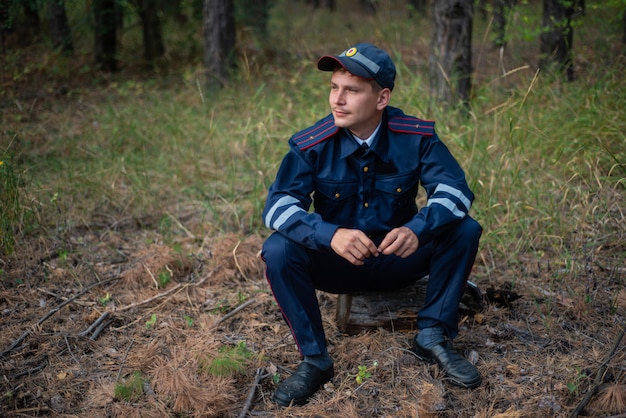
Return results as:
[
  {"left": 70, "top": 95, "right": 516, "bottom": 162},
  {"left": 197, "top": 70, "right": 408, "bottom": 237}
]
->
[
  {"left": 313, "top": 179, "right": 358, "bottom": 219},
  {"left": 375, "top": 172, "right": 419, "bottom": 211}
]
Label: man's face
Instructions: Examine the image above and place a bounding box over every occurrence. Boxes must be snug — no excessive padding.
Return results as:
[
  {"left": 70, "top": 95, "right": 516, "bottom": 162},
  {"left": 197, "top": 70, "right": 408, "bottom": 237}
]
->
[{"left": 329, "top": 69, "right": 389, "bottom": 139}]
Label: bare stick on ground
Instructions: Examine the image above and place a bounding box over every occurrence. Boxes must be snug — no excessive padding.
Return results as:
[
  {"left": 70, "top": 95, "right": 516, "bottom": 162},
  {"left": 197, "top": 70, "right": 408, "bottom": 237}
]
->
[
  {"left": 0, "top": 276, "right": 119, "bottom": 359},
  {"left": 569, "top": 329, "right": 625, "bottom": 418},
  {"left": 238, "top": 367, "right": 271, "bottom": 418}
]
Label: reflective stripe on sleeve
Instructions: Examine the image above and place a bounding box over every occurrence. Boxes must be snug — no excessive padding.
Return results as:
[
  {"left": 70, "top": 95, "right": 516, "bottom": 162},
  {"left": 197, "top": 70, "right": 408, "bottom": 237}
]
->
[
  {"left": 427, "top": 198, "right": 466, "bottom": 218},
  {"left": 271, "top": 205, "right": 306, "bottom": 230},
  {"left": 433, "top": 184, "right": 472, "bottom": 210},
  {"left": 264, "top": 195, "right": 303, "bottom": 229}
]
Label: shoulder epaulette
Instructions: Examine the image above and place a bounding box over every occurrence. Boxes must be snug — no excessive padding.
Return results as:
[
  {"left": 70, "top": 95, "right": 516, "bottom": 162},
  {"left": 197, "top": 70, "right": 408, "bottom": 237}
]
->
[
  {"left": 292, "top": 118, "right": 338, "bottom": 150},
  {"left": 388, "top": 116, "right": 435, "bottom": 136}
]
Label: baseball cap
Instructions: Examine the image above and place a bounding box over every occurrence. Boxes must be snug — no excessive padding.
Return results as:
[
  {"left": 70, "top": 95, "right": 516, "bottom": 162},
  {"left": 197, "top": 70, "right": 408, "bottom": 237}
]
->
[{"left": 317, "top": 43, "right": 396, "bottom": 91}]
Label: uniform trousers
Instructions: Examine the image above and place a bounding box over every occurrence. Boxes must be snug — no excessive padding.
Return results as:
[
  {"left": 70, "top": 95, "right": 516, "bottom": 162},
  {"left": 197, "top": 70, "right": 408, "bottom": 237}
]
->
[{"left": 261, "top": 216, "right": 482, "bottom": 357}]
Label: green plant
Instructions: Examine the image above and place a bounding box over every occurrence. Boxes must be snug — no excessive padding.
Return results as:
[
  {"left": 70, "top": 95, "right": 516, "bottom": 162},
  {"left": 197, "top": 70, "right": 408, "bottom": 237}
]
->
[
  {"left": 183, "top": 314, "right": 194, "bottom": 327},
  {"left": 566, "top": 367, "right": 587, "bottom": 396},
  {"left": 114, "top": 371, "right": 146, "bottom": 402},
  {"left": 201, "top": 341, "right": 253, "bottom": 376},
  {"left": 59, "top": 249, "right": 69, "bottom": 262},
  {"left": 145, "top": 314, "right": 157, "bottom": 329},
  {"left": 355, "top": 360, "right": 378, "bottom": 385},
  {"left": 99, "top": 293, "right": 112, "bottom": 306},
  {"left": 157, "top": 270, "right": 171, "bottom": 288}
]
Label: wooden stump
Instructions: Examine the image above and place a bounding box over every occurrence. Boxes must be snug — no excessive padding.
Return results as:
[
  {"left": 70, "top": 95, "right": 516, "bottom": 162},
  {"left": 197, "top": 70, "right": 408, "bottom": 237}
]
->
[{"left": 335, "top": 277, "right": 483, "bottom": 334}]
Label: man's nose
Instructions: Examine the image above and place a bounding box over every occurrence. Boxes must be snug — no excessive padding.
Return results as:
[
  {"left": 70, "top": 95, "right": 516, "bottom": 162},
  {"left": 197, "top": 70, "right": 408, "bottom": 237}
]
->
[{"left": 333, "top": 90, "right": 346, "bottom": 104}]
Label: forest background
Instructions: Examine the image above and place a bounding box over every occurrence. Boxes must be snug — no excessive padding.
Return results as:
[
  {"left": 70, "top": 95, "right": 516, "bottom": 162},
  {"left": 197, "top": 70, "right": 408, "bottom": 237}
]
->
[{"left": 0, "top": 0, "right": 625, "bottom": 417}]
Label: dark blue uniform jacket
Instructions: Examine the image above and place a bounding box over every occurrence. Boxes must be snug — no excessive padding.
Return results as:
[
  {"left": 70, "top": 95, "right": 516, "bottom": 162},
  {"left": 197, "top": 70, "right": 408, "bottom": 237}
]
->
[{"left": 262, "top": 106, "right": 474, "bottom": 251}]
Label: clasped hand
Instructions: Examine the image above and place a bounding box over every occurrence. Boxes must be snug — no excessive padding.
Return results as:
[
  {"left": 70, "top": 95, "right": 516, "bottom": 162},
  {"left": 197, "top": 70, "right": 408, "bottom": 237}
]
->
[{"left": 330, "top": 226, "right": 419, "bottom": 266}]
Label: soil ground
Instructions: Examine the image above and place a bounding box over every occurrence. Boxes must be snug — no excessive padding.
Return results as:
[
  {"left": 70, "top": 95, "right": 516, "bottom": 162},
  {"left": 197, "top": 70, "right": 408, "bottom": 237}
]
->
[{"left": 1, "top": 218, "right": 625, "bottom": 417}]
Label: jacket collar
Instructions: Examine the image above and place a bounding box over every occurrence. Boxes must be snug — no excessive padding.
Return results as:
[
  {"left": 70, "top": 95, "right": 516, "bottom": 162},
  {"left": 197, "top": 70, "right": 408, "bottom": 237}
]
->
[{"left": 338, "top": 109, "right": 390, "bottom": 162}]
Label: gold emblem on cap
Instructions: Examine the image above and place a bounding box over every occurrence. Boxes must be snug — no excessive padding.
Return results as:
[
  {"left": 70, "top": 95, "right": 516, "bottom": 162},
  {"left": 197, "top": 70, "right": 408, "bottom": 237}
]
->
[{"left": 346, "top": 47, "right": 357, "bottom": 57}]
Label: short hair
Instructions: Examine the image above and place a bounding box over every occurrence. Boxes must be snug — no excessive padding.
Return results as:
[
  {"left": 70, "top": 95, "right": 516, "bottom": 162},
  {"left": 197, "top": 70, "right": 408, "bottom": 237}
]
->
[{"left": 333, "top": 67, "right": 384, "bottom": 93}]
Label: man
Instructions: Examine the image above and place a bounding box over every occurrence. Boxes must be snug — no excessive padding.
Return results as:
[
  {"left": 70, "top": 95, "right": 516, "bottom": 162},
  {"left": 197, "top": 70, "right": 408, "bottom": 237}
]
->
[{"left": 261, "top": 43, "right": 482, "bottom": 407}]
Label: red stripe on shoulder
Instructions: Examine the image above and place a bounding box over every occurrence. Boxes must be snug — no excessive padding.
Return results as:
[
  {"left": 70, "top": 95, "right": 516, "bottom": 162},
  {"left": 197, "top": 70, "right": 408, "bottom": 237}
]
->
[
  {"left": 293, "top": 120, "right": 338, "bottom": 150},
  {"left": 388, "top": 116, "right": 435, "bottom": 136}
]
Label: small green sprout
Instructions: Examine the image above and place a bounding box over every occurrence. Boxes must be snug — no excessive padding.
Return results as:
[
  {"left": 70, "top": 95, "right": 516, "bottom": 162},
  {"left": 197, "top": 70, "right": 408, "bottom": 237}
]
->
[
  {"left": 355, "top": 360, "right": 378, "bottom": 385},
  {"left": 99, "top": 293, "right": 111, "bottom": 306},
  {"left": 145, "top": 314, "right": 157, "bottom": 329}
]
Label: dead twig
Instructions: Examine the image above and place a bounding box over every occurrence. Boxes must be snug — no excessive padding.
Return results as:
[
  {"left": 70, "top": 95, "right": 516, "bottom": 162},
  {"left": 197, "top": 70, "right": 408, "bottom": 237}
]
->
[
  {"left": 116, "top": 339, "right": 135, "bottom": 381},
  {"left": 90, "top": 319, "right": 112, "bottom": 341},
  {"left": 12, "top": 359, "right": 48, "bottom": 379},
  {"left": 238, "top": 368, "right": 271, "bottom": 418},
  {"left": 215, "top": 298, "right": 257, "bottom": 327},
  {"left": 0, "top": 276, "right": 119, "bottom": 359},
  {"left": 569, "top": 328, "right": 625, "bottom": 418},
  {"left": 116, "top": 269, "right": 214, "bottom": 312},
  {"left": 5, "top": 406, "right": 51, "bottom": 415},
  {"left": 79, "top": 312, "right": 110, "bottom": 338},
  {"left": 232, "top": 240, "right": 249, "bottom": 281}
]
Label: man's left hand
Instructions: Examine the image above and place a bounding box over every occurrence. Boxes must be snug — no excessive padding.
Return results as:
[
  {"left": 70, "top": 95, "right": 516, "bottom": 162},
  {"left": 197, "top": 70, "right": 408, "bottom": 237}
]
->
[{"left": 378, "top": 226, "right": 419, "bottom": 258}]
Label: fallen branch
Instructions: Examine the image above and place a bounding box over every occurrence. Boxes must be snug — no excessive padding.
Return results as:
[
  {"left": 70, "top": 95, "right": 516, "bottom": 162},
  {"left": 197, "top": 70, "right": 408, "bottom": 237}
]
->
[
  {"left": 238, "top": 368, "right": 271, "bottom": 418},
  {"left": 12, "top": 360, "right": 48, "bottom": 379},
  {"left": 116, "top": 339, "right": 135, "bottom": 381},
  {"left": 215, "top": 298, "right": 256, "bottom": 327},
  {"left": 79, "top": 312, "right": 110, "bottom": 338},
  {"left": 90, "top": 319, "right": 112, "bottom": 341},
  {"left": 0, "top": 276, "right": 119, "bottom": 359},
  {"left": 116, "top": 269, "right": 214, "bottom": 312},
  {"left": 569, "top": 328, "right": 625, "bottom": 418}
]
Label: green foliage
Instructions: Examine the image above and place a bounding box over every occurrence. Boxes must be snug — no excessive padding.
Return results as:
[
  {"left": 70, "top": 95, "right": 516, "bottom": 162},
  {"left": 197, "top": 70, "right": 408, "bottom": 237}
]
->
[
  {"left": 114, "top": 371, "right": 146, "bottom": 402},
  {"left": 145, "top": 314, "right": 157, "bottom": 329},
  {"left": 99, "top": 293, "right": 112, "bottom": 306},
  {"left": 157, "top": 270, "right": 171, "bottom": 288},
  {"left": 355, "top": 360, "right": 378, "bottom": 385},
  {"left": 565, "top": 367, "right": 588, "bottom": 396},
  {"left": 201, "top": 341, "right": 254, "bottom": 377}
]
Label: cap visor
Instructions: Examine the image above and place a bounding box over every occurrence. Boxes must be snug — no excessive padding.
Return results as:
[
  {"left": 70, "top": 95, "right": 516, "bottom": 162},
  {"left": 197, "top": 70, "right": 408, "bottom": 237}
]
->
[{"left": 317, "top": 56, "right": 373, "bottom": 80}]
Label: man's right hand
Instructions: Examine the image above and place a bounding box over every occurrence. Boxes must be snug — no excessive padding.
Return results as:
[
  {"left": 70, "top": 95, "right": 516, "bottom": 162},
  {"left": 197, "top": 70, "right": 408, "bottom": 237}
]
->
[{"left": 330, "top": 228, "right": 379, "bottom": 266}]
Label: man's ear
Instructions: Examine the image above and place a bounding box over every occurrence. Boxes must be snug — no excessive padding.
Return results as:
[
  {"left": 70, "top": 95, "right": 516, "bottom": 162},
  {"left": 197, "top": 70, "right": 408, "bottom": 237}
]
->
[{"left": 377, "top": 88, "right": 391, "bottom": 109}]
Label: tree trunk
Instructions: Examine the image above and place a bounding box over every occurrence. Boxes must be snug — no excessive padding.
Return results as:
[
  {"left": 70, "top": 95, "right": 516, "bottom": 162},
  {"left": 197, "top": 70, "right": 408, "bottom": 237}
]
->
[
  {"left": 493, "top": 0, "right": 516, "bottom": 48},
  {"left": 202, "top": 0, "right": 235, "bottom": 89},
  {"left": 622, "top": 11, "right": 626, "bottom": 44},
  {"left": 336, "top": 278, "right": 483, "bottom": 334},
  {"left": 0, "top": 0, "right": 7, "bottom": 54},
  {"left": 430, "top": 0, "right": 473, "bottom": 107},
  {"left": 94, "top": 0, "right": 117, "bottom": 72},
  {"left": 47, "top": 0, "right": 73, "bottom": 54},
  {"left": 22, "top": 0, "right": 41, "bottom": 42},
  {"left": 360, "top": 0, "right": 375, "bottom": 14},
  {"left": 134, "top": 0, "right": 164, "bottom": 63},
  {"left": 408, "top": 0, "right": 428, "bottom": 16},
  {"left": 308, "top": 0, "right": 334, "bottom": 10},
  {"left": 238, "top": 0, "right": 270, "bottom": 40},
  {"left": 540, "top": 0, "right": 579, "bottom": 81}
]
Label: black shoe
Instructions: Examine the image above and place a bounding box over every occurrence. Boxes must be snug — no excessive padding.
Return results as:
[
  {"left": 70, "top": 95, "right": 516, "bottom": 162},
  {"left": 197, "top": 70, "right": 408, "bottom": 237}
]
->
[
  {"left": 273, "top": 362, "right": 334, "bottom": 406},
  {"left": 412, "top": 337, "right": 481, "bottom": 388}
]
